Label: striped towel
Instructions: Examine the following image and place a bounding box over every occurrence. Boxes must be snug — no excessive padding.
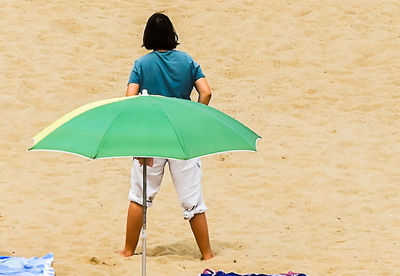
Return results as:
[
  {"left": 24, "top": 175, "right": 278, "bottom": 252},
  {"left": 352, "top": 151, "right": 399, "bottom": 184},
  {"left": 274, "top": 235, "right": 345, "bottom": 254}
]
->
[
  {"left": 200, "top": 269, "right": 307, "bottom": 276},
  {"left": 0, "top": 253, "right": 54, "bottom": 276}
]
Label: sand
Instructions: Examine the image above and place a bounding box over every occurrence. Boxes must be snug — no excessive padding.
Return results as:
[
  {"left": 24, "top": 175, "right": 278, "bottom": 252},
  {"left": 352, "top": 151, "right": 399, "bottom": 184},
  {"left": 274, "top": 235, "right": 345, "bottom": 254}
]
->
[{"left": 1, "top": 0, "right": 400, "bottom": 275}]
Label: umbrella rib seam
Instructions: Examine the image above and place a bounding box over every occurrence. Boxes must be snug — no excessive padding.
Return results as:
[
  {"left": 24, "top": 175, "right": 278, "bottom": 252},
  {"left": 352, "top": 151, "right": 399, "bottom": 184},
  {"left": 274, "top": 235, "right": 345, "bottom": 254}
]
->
[
  {"left": 92, "top": 103, "right": 129, "bottom": 158},
  {"left": 156, "top": 103, "right": 188, "bottom": 159},
  {"left": 195, "top": 104, "right": 261, "bottom": 148}
]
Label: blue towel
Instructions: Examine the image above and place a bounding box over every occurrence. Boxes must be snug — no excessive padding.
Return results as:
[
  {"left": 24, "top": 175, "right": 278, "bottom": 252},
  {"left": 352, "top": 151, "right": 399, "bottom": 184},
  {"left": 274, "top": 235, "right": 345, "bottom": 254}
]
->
[{"left": 0, "top": 253, "right": 54, "bottom": 276}]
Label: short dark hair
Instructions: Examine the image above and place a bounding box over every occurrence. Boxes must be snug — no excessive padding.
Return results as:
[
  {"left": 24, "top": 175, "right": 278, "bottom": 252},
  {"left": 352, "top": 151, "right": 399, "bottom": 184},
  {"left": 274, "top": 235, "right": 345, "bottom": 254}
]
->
[{"left": 142, "top": 13, "right": 179, "bottom": 50}]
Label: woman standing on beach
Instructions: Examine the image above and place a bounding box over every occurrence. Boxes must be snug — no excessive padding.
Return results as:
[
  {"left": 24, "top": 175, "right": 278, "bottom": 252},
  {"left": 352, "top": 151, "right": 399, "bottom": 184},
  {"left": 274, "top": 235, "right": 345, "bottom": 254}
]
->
[{"left": 119, "top": 12, "right": 213, "bottom": 260}]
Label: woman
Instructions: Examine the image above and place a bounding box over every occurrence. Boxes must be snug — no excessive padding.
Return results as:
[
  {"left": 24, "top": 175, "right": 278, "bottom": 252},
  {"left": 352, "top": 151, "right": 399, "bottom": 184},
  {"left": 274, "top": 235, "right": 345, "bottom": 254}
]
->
[{"left": 120, "top": 12, "right": 213, "bottom": 260}]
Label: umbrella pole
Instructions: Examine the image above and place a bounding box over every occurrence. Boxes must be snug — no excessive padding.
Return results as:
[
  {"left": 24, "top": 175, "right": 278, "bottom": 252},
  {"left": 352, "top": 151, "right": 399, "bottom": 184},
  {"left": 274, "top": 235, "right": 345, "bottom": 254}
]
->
[{"left": 142, "top": 159, "right": 147, "bottom": 276}]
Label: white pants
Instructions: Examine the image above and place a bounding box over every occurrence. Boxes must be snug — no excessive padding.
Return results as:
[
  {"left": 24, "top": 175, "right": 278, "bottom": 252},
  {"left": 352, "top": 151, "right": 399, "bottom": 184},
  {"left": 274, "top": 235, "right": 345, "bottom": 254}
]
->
[{"left": 128, "top": 157, "right": 207, "bottom": 220}]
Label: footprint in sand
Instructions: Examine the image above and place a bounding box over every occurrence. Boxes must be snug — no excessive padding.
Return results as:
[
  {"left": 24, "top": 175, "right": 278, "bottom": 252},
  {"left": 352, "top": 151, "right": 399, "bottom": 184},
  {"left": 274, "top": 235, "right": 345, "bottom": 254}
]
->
[
  {"left": 148, "top": 245, "right": 173, "bottom": 257},
  {"left": 52, "top": 18, "right": 82, "bottom": 34}
]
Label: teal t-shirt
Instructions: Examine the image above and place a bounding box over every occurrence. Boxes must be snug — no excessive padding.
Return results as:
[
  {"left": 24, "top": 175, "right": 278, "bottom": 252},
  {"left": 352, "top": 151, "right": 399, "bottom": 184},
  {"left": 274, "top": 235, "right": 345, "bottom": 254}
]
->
[{"left": 128, "top": 50, "right": 205, "bottom": 100}]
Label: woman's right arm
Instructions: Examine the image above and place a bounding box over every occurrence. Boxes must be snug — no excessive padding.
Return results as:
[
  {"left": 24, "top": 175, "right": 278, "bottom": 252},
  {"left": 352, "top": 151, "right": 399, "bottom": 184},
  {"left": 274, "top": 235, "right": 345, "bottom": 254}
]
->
[{"left": 126, "top": 83, "right": 140, "bottom": 96}]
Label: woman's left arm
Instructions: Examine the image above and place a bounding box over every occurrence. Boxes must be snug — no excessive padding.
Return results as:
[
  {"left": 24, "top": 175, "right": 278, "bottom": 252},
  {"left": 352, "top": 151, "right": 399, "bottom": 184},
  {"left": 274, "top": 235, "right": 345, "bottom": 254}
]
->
[{"left": 195, "top": 78, "right": 212, "bottom": 105}]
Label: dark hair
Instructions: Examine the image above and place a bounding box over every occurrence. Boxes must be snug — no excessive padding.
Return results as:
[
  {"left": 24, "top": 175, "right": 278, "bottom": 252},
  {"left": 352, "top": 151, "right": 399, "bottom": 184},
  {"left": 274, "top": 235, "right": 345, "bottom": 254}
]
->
[{"left": 142, "top": 13, "right": 179, "bottom": 50}]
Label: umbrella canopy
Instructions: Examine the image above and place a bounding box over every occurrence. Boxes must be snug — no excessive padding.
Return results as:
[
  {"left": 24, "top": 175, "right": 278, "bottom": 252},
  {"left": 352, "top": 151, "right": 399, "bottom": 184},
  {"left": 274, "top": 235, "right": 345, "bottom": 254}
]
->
[
  {"left": 29, "top": 94, "right": 261, "bottom": 276},
  {"left": 29, "top": 95, "right": 261, "bottom": 159}
]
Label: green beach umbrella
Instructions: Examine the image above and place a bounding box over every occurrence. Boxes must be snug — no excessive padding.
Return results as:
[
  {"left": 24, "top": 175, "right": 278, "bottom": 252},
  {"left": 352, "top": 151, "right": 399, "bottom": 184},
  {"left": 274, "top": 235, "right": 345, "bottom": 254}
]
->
[{"left": 29, "top": 93, "right": 260, "bottom": 276}]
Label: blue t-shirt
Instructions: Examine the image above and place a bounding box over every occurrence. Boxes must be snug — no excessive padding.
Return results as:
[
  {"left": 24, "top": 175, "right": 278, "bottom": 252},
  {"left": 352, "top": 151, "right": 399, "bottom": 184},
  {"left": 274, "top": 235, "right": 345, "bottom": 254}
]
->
[{"left": 128, "top": 50, "right": 205, "bottom": 100}]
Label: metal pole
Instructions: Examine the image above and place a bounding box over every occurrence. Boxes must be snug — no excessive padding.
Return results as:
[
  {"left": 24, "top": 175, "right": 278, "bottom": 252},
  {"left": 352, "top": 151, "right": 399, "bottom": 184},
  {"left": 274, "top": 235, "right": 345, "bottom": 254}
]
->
[{"left": 142, "top": 158, "right": 147, "bottom": 276}]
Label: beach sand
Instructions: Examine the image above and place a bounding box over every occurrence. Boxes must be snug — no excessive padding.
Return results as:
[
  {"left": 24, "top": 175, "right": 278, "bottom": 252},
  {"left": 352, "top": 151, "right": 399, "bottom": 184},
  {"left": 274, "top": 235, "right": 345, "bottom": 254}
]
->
[{"left": 1, "top": 0, "right": 399, "bottom": 275}]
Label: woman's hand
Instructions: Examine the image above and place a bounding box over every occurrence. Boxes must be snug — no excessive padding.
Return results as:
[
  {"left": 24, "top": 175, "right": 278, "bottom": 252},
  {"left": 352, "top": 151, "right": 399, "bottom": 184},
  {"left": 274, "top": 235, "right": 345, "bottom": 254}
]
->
[{"left": 135, "top": 157, "right": 154, "bottom": 167}]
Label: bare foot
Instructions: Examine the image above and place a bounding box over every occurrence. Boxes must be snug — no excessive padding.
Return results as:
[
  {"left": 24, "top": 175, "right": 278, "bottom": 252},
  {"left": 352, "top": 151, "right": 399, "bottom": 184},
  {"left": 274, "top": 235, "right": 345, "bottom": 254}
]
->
[
  {"left": 117, "top": 249, "right": 135, "bottom": 257},
  {"left": 201, "top": 253, "right": 214, "bottom": 260}
]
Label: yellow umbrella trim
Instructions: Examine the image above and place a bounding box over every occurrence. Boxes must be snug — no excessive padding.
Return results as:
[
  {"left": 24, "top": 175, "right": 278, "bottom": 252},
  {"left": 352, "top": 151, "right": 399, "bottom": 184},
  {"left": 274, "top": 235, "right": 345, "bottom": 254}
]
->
[{"left": 33, "top": 96, "right": 134, "bottom": 145}]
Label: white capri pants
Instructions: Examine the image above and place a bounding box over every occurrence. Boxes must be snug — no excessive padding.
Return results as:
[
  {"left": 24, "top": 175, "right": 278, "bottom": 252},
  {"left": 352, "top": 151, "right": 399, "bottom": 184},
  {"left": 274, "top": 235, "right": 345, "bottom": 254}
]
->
[{"left": 128, "top": 157, "right": 207, "bottom": 220}]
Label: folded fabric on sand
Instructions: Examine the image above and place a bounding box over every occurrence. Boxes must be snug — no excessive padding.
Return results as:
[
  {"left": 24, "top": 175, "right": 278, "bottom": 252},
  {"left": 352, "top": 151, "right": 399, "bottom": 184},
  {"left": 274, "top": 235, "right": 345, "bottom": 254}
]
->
[
  {"left": 200, "top": 269, "right": 308, "bottom": 276},
  {"left": 0, "top": 253, "right": 54, "bottom": 276}
]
